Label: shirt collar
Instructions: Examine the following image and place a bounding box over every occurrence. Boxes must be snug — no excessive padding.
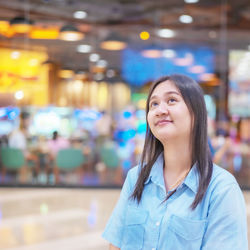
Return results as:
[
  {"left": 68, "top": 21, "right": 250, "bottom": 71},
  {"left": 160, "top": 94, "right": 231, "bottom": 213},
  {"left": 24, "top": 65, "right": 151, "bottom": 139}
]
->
[
  {"left": 183, "top": 163, "right": 199, "bottom": 194},
  {"left": 144, "top": 153, "right": 199, "bottom": 194},
  {"left": 144, "top": 153, "right": 164, "bottom": 188}
]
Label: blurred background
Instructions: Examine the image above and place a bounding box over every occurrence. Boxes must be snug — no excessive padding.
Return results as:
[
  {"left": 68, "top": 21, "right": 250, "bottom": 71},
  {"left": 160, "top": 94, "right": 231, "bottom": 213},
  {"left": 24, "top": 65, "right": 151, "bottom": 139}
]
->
[{"left": 0, "top": 0, "right": 249, "bottom": 249}]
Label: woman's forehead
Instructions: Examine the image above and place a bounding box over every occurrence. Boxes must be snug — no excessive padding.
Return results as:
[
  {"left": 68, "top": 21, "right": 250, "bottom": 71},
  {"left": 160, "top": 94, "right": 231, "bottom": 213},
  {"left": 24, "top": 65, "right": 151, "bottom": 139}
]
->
[{"left": 150, "top": 80, "right": 180, "bottom": 97}]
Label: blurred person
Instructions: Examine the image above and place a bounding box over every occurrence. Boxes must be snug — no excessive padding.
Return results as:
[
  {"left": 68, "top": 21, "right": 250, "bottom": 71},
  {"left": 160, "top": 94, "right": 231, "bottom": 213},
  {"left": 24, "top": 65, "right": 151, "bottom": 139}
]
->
[
  {"left": 213, "top": 131, "right": 234, "bottom": 173},
  {"left": 212, "top": 116, "right": 242, "bottom": 175},
  {"left": 47, "top": 130, "right": 70, "bottom": 159},
  {"left": 95, "top": 111, "right": 112, "bottom": 147},
  {"left": 8, "top": 112, "right": 38, "bottom": 181},
  {"left": 0, "top": 135, "right": 8, "bottom": 147},
  {"left": 47, "top": 130, "right": 70, "bottom": 183},
  {"left": 213, "top": 120, "right": 247, "bottom": 176},
  {"left": 8, "top": 112, "right": 28, "bottom": 152},
  {"left": 103, "top": 74, "right": 248, "bottom": 250},
  {"left": 208, "top": 137, "right": 215, "bottom": 158},
  {"left": 207, "top": 116, "right": 216, "bottom": 158}
]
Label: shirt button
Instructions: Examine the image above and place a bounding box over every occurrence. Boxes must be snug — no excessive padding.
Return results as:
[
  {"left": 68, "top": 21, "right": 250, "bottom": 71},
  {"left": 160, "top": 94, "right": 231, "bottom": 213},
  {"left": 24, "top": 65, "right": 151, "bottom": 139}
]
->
[
  {"left": 152, "top": 248, "right": 156, "bottom": 250},
  {"left": 156, "top": 221, "right": 160, "bottom": 226}
]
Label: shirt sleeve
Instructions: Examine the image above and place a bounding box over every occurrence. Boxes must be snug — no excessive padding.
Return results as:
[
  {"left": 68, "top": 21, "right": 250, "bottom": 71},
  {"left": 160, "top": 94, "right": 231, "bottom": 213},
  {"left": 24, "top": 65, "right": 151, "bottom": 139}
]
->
[
  {"left": 201, "top": 183, "right": 248, "bottom": 250},
  {"left": 102, "top": 168, "right": 136, "bottom": 248}
]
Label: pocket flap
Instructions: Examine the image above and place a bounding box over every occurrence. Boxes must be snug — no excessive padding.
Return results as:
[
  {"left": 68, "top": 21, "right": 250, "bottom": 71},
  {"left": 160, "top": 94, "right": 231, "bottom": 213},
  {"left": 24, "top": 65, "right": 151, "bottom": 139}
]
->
[
  {"left": 125, "top": 207, "right": 148, "bottom": 225},
  {"left": 169, "top": 214, "right": 207, "bottom": 240}
]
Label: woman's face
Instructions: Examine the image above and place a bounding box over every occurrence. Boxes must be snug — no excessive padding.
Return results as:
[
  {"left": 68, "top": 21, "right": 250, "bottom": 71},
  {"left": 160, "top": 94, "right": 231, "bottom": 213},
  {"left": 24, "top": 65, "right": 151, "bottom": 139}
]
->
[{"left": 147, "top": 80, "right": 193, "bottom": 143}]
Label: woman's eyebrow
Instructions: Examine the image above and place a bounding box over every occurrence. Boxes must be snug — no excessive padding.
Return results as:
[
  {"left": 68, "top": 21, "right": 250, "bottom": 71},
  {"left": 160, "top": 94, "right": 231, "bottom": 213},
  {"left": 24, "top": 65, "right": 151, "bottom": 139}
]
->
[{"left": 150, "top": 91, "right": 180, "bottom": 101}]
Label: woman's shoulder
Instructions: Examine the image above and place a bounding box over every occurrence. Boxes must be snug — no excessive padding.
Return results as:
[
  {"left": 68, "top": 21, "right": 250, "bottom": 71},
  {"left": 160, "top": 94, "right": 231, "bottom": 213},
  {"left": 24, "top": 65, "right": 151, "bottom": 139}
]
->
[
  {"left": 211, "top": 164, "right": 237, "bottom": 183},
  {"left": 208, "top": 164, "right": 240, "bottom": 194},
  {"left": 126, "top": 165, "right": 141, "bottom": 182},
  {"left": 120, "top": 165, "right": 141, "bottom": 193}
]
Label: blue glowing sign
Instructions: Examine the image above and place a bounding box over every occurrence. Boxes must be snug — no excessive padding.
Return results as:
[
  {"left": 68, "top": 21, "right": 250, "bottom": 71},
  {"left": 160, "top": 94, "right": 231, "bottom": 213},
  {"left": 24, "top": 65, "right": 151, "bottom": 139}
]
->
[{"left": 121, "top": 45, "right": 214, "bottom": 86}]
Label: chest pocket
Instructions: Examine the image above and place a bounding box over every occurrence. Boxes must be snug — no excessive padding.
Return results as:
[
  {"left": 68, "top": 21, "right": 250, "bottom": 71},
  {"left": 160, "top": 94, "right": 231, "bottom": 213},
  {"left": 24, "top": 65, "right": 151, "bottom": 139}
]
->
[
  {"left": 121, "top": 206, "right": 148, "bottom": 250},
  {"left": 167, "top": 214, "right": 207, "bottom": 250}
]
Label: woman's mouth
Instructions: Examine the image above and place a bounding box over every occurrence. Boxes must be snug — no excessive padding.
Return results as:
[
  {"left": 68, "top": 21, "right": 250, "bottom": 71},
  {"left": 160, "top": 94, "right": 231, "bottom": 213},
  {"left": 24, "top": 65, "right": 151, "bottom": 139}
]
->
[{"left": 155, "top": 119, "right": 173, "bottom": 126}]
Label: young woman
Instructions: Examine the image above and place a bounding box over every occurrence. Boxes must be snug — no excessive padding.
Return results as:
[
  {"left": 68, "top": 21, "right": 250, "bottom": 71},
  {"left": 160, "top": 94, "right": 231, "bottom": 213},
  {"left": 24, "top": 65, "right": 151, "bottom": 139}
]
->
[{"left": 102, "top": 74, "right": 248, "bottom": 250}]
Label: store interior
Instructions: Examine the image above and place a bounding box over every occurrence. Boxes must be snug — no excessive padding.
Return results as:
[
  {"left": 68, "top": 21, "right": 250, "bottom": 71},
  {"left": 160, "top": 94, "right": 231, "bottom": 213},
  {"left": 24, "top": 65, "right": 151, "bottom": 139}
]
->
[{"left": 0, "top": 0, "right": 249, "bottom": 188}]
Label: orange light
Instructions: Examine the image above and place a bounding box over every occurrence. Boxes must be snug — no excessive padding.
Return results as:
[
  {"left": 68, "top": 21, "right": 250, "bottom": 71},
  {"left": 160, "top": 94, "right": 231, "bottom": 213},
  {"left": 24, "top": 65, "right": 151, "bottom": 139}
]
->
[
  {"left": 200, "top": 73, "right": 216, "bottom": 81},
  {"left": 11, "top": 23, "right": 32, "bottom": 33},
  {"left": 0, "top": 20, "right": 9, "bottom": 32},
  {"left": 188, "top": 65, "right": 205, "bottom": 74},
  {"left": 58, "top": 69, "right": 74, "bottom": 78},
  {"left": 0, "top": 20, "right": 14, "bottom": 37},
  {"left": 9, "top": 16, "right": 33, "bottom": 34},
  {"left": 140, "top": 31, "right": 150, "bottom": 40},
  {"left": 29, "top": 28, "right": 59, "bottom": 39},
  {"left": 5, "top": 28, "right": 15, "bottom": 38},
  {"left": 141, "top": 49, "right": 162, "bottom": 58},
  {"left": 100, "top": 32, "right": 127, "bottom": 50},
  {"left": 59, "top": 31, "right": 84, "bottom": 41},
  {"left": 100, "top": 41, "right": 127, "bottom": 50}
]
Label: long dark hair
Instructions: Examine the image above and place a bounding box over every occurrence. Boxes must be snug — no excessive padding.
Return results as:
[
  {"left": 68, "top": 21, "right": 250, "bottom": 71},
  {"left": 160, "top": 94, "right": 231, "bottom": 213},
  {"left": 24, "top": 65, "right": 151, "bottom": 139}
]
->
[{"left": 131, "top": 74, "right": 213, "bottom": 210}]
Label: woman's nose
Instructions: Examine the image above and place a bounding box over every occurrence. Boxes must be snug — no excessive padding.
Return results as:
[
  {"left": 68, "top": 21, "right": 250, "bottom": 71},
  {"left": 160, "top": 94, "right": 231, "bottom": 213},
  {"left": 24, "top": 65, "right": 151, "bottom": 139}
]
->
[{"left": 156, "top": 102, "right": 169, "bottom": 115}]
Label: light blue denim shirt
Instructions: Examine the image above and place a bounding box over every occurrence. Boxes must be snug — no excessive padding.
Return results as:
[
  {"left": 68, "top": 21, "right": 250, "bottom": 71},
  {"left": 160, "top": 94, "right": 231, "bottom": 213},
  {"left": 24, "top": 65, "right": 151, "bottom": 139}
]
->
[{"left": 102, "top": 154, "right": 248, "bottom": 250}]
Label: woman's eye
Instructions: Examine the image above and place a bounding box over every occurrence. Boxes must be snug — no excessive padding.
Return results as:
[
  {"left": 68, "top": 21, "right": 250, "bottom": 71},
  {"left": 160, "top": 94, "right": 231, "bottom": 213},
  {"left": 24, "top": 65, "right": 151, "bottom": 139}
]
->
[
  {"left": 150, "top": 101, "right": 158, "bottom": 107},
  {"left": 168, "top": 98, "right": 176, "bottom": 104}
]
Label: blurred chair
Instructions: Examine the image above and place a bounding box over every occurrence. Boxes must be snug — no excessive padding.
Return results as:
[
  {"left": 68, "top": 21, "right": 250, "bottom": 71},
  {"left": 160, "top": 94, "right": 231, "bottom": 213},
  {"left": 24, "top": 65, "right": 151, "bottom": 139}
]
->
[
  {"left": 54, "top": 148, "right": 85, "bottom": 184},
  {"left": 0, "top": 147, "right": 26, "bottom": 183},
  {"left": 98, "top": 141, "right": 122, "bottom": 185},
  {"left": 100, "top": 144, "right": 119, "bottom": 169}
]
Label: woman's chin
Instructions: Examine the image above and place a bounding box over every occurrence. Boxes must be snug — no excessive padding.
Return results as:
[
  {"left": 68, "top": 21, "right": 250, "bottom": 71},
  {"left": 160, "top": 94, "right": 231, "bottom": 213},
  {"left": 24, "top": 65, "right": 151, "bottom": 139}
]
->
[{"left": 155, "top": 133, "right": 177, "bottom": 143}]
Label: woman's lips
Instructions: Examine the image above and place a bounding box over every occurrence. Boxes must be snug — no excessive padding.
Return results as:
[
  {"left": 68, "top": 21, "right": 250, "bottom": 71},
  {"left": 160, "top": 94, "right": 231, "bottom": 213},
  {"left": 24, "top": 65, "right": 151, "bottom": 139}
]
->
[{"left": 155, "top": 120, "right": 173, "bottom": 126}]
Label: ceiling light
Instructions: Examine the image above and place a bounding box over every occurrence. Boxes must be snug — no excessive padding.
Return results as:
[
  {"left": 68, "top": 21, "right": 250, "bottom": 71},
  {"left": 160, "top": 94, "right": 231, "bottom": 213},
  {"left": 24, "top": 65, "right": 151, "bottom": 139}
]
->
[
  {"left": 73, "top": 11, "right": 87, "bottom": 19},
  {"left": 0, "top": 21, "right": 10, "bottom": 36},
  {"left": 77, "top": 44, "right": 92, "bottom": 53},
  {"left": 179, "top": 15, "right": 193, "bottom": 24},
  {"left": 208, "top": 30, "right": 217, "bottom": 39},
  {"left": 89, "top": 53, "right": 100, "bottom": 62},
  {"left": 174, "top": 53, "right": 193, "bottom": 66},
  {"left": 188, "top": 65, "right": 205, "bottom": 74},
  {"left": 15, "top": 91, "right": 24, "bottom": 100},
  {"left": 156, "top": 29, "right": 175, "bottom": 38},
  {"left": 94, "top": 73, "right": 104, "bottom": 81},
  {"left": 140, "top": 31, "right": 150, "bottom": 40},
  {"left": 162, "top": 49, "right": 176, "bottom": 58},
  {"left": 142, "top": 49, "right": 162, "bottom": 58},
  {"left": 59, "top": 24, "right": 84, "bottom": 41},
  {"left": 97, "top": 60, "right": 108, "bottom": 68},
  {"left": 106, "top": 69, "right": 116, "bottom": 78},
  {"left": 141, "top": 46, "right": 162, "bottom": 58},
  {"left": 29, "top": 59, "right": 39, "bottom": 66},
  {"left": 29, "top": 27, "right": 59, "bottom": 39},
  {"left": 100, "top": 32, "right": 127, "bottom": 50},
  {"left": 58, "top": 69, "right": 74, "bottom": 78},
  {"left": 200, "top": 73, "right": 216, "bottom": 82},
  {"left": 11, "top": 51, "right": 20, "bottom": 59},
  {"left": 73, "top": 80, "right": 83, "bottom": 92},
  {"left": 75, "top": 70, "right": 88, "bottom": 80},
  {"left": 184, "top": 0, "right": 199, "bottom": 3},
  {"left": 9, "top": 16, "right": 34, "bottom": 33}
]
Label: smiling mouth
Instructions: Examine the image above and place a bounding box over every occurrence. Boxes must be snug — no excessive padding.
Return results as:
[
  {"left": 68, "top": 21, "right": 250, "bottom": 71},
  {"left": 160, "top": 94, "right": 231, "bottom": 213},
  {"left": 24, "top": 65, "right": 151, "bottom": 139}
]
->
[{"left": 155, "top": 120, "right": 173, "bottom": 126}]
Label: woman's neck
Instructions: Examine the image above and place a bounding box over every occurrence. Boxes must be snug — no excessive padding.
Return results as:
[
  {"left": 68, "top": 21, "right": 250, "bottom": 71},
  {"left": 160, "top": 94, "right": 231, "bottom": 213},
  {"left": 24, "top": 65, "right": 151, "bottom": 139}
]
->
[{"left": 162, "top": 140, "right": 192, "bottom": 190}]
